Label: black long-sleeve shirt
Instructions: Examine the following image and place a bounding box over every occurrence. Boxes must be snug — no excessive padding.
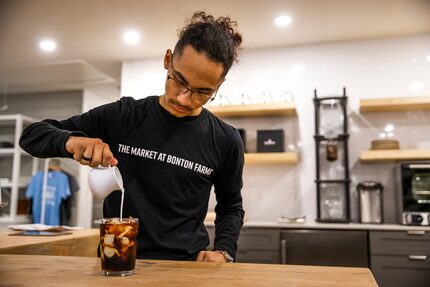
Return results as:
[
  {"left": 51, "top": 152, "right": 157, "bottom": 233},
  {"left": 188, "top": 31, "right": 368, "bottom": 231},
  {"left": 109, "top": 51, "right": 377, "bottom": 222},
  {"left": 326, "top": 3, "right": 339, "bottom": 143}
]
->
[{"left": 19, "top": 96, "right": 245, "bottom": 260}]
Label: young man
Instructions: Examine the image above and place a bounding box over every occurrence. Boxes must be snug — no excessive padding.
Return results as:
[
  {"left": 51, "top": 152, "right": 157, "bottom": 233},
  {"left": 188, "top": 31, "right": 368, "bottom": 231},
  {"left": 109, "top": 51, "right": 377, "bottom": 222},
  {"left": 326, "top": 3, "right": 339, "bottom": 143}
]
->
[{"left": 19, "top": 11, "right": 244, "bottom": 263}]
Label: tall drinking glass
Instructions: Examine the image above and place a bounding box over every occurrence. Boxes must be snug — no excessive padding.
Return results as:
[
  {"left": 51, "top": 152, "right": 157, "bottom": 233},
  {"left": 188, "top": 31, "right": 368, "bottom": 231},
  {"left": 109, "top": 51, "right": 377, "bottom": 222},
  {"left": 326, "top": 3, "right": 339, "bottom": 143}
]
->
[{"left": 99, "top": 217, "right": 138, "bottom": 276}]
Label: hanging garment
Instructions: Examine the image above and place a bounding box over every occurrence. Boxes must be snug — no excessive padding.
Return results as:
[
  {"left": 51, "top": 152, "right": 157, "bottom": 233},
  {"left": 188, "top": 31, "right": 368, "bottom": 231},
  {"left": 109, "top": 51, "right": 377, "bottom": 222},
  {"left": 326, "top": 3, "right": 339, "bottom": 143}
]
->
[
  {"left": 26, "top": 170, "right": 71, "bottom": 226},
  {"left": 60, "top": 171, "right": 79, "bottom": 225}
]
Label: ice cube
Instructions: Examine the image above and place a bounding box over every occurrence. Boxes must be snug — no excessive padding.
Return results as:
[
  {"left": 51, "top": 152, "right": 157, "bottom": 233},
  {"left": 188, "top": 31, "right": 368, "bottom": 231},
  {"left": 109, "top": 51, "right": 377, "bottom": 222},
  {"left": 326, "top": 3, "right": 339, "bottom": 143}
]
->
[
  {"left": 120, "top": 237, "right": 130, "bottom": 246},
  {"left": 110, "top": 218, "right": 120, "bottom": 224},
  {"left": 103, "top": 246, "right": 118, "bottom": 258},
  {"left": 103, "top": 234, "right": 115, "bottom": 247},
  {"left": 118, "top": 226, "right": 132, "bottom": 238}
]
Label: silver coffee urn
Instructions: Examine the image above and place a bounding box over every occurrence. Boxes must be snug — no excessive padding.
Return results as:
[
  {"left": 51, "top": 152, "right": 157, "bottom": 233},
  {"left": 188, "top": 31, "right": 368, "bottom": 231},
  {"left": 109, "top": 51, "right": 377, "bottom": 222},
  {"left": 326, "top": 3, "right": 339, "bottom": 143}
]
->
[{"left": 357, "top": 181, "right": 383, "bottom": 223}]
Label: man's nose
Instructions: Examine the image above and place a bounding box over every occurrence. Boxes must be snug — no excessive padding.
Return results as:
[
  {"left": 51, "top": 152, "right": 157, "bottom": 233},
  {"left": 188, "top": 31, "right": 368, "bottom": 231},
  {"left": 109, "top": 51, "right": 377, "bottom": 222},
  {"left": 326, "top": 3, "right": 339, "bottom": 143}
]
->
[{"left": 177, "top": 89, "right": 194, "bottom": 105}]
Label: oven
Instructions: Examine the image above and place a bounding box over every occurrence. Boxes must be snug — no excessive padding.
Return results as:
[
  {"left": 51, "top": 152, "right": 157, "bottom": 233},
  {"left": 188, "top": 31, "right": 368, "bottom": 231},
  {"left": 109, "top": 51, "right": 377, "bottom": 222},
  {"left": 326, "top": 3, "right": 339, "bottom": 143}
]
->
[{"left": 400, "top": 162, "right": 430, "bottom": 225}]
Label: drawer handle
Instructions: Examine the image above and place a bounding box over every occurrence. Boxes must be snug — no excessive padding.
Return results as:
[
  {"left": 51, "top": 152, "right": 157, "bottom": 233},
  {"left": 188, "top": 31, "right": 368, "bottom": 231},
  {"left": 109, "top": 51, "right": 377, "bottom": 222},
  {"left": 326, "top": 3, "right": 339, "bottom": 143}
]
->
[
  {"left": 408, "top": 255, "right": 427, "bottom": 261},
  {"left": 407, "top": 230, "right": 426, "bottom": 235},
  {"left": 281, "top": 239, "right": 287, "bottom": 264}
]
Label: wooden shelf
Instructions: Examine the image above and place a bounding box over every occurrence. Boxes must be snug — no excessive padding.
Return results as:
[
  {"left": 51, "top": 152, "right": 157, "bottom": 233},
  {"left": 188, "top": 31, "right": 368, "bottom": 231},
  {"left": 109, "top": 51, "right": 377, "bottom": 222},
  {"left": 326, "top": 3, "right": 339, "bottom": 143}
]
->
[
  {"left": 360, "top": 96, "right": 430, "bottom": 113},
  {"left": 245, "top": 152, "right": 298, "bottom": 165},
  {"left": 207, "top": 102, "right": 297, "bottom": 118},
  {"left": 360, "top": 149, "right": 430, "bottom": 162}
]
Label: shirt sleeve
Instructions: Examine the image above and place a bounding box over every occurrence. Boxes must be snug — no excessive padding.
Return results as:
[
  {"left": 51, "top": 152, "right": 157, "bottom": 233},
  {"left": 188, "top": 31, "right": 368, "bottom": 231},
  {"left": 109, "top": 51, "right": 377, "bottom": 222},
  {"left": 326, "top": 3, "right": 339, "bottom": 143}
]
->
[
  {"left": 212, "top": 129, "right": 245, "bottom": 259},
  {"left": 19, "top": 97, "right": 135, "bottom": 158}
]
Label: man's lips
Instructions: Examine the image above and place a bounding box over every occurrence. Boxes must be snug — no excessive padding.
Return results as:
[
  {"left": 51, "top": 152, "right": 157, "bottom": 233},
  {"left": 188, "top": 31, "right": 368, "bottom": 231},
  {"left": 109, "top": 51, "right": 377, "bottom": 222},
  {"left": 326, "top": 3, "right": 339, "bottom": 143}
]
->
[{"left": 170, "top": 101, "right": 191, "bottom": 113}]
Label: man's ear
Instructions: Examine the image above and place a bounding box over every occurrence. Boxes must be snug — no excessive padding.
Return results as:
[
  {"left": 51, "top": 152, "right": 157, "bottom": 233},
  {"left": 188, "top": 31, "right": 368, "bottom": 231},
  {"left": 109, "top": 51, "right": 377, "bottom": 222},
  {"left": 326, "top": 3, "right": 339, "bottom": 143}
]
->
[{"left": 164, "top": 49, "right": 172, "bottom": 70}]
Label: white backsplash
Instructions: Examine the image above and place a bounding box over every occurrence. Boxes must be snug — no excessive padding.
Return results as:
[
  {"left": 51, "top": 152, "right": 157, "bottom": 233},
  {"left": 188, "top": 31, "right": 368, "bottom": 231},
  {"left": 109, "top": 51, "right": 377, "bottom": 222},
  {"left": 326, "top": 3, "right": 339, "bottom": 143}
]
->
[{"left": 122, "top": 33, "right": 430, "bottom": 223}]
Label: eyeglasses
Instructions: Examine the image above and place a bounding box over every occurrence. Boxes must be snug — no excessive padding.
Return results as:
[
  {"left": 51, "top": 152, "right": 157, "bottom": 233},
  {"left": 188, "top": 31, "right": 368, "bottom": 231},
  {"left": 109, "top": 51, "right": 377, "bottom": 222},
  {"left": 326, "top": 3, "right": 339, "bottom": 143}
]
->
[{"left": 167, "top": 62, "right": 218, "bottom": 105}]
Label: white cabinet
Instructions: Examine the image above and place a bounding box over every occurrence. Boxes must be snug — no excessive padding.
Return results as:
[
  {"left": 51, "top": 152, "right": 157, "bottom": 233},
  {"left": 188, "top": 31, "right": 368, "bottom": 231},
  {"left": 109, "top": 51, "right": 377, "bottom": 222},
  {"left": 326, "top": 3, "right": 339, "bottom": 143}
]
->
[{"left": 0, "top": 114, "right": 39, "bottom": 224}]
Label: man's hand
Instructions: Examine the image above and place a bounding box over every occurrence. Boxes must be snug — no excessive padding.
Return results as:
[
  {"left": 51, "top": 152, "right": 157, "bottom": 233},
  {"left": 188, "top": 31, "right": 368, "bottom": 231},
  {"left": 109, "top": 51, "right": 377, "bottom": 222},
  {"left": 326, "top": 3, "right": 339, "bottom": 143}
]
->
[
  {"left": 65, "top": 136, "right": 118, "bottom": 167},
  {"left": 196, "top": 250, "right": 227, "bottom": 263}
]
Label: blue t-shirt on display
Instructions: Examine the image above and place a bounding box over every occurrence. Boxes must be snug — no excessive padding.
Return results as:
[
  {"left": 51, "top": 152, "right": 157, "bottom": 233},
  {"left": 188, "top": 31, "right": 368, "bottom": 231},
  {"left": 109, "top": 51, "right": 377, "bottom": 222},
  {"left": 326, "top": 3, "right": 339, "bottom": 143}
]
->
[{"left": 26, "top": 170, "right": 71, "bottom": 226}]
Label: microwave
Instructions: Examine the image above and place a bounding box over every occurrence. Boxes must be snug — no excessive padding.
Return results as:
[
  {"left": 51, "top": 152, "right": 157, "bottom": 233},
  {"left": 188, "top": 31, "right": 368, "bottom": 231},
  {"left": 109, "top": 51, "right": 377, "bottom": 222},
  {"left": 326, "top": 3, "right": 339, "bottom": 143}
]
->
[{"left": 399, "top": 162, "right": 430, "bottom": 225}]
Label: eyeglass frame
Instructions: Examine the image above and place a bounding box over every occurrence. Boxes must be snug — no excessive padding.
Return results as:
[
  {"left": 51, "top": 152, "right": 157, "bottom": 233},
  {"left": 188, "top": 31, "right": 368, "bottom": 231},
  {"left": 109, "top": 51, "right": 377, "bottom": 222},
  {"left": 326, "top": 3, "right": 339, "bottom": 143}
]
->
[{"left": 166, "top": 55, "right": 221, "bottom": 105}]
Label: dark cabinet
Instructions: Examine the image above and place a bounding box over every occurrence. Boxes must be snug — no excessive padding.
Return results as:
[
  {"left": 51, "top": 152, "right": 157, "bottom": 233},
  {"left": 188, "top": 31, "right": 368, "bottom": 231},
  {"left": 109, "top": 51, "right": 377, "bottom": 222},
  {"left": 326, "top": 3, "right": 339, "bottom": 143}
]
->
[
  {"left": 369, "top": 230, "right": 430, "bottom": 287},
  {"left": 281, "top": 229, "right": 369, "bottom": 267},
  {"left": 235, "top": 228, "right": 281, "bottom": 264},
  {"left": 206, "top": 226, "right": 281, "bottom": 264}
]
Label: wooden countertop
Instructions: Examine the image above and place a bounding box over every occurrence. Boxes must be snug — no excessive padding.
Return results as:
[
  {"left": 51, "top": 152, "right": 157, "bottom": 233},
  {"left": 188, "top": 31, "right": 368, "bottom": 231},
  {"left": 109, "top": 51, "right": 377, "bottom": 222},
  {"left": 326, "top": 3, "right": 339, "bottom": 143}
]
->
[
  {"left": 0, "top": 228, "right": 99, "bottom": 256},
  {"left": 0, "top": 254, "right": 378, "bottom": 287}
]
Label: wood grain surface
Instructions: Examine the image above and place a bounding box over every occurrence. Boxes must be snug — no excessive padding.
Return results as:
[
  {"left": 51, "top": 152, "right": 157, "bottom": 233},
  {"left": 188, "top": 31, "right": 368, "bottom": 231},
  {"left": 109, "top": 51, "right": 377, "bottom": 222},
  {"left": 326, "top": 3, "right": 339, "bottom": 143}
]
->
[
  {"left": 360, "top": 149, "right": 430, "bottom": 162},
  {"left": 0, "top": 254, "right": 378, "bottom": 287},
  {"left": 0, "top": 229, "right": 99, "bottom": 257},
  {"left": 359, "top": 96, "right": 430, "bottom": 113}
]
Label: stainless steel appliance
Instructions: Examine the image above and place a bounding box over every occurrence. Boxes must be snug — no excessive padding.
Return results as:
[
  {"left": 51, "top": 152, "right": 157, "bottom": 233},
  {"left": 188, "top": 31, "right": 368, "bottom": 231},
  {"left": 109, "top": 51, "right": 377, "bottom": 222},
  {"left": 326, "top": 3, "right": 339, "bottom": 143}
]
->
[
  {"left": 357, "top": 181, "right": 383, "bottom": 223},
  {"left": 400, "top": 162, "right": 430, "bottom": 225}
]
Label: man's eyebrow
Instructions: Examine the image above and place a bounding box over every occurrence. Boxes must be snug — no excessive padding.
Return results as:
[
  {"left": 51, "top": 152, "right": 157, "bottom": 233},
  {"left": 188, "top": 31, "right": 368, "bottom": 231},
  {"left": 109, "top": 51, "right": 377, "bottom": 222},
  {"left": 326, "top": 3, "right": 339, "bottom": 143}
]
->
[
  {"left": 172, "top": 68, "right": 215, "bottom": 91},
  {"left": 172, "top": 68, "right": 188, "bottom": 84}
]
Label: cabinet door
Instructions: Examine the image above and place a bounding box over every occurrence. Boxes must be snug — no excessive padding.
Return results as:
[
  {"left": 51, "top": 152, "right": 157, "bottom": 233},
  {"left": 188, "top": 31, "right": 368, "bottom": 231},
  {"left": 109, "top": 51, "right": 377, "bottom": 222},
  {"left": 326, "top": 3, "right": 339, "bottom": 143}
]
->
[
  {"left": 236, "top": 228, "right": 281, "bottom": 264},
  {"left": 205, "top": 226, "right": 281, "bottom": 264},
  {"left": 370, "top": 230, "right": 430, "bottom": 255},
  {"left": 281, "top": 229, "right": 369, "bottom": 267},
  {"left": 369, "top": 230, "right": 430, "bottom": 287},
  {"left": 371, "top": 255, "right": 430, "bottom": 287}
]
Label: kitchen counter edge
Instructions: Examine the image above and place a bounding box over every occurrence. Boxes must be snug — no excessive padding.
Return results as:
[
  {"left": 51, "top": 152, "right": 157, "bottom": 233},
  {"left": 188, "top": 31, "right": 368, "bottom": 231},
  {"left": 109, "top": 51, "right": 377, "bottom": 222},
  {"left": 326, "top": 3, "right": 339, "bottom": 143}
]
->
[{"left": 205, "top": 221, "right": 430, "bottom": 231}]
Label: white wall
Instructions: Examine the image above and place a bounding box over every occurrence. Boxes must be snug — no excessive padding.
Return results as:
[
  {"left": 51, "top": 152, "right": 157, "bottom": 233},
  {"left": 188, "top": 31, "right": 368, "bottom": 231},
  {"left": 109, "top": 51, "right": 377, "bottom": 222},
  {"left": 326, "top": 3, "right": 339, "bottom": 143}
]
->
[{"left": 121, "top": 34, "right": 430, "bottom": 223}]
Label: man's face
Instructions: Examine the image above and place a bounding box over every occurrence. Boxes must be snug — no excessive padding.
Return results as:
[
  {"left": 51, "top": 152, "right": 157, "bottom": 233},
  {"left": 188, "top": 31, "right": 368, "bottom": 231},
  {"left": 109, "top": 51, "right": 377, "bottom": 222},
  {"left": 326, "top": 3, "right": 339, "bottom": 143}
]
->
[{"left": 161, "top": 45, "right": 225, "bottom": 117}]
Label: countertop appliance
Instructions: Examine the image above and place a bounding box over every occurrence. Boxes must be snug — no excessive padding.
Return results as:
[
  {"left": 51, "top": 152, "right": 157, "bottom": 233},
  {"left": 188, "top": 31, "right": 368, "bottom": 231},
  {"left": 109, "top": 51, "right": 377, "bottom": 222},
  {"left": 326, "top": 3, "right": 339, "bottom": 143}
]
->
[
  {"left": 400, "top": 162, "right": 430, "bottom": 225},
  {"left": 357, "top": 181, "right": 383, "bottom": 224}
]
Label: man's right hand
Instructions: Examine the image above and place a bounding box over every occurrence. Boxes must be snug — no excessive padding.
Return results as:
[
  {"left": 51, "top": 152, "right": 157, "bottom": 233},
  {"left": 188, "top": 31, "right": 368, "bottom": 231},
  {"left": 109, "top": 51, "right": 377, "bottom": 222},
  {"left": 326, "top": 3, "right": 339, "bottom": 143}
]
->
[{"left": 65, "top": 136, "right": 118, "bottom": 168}]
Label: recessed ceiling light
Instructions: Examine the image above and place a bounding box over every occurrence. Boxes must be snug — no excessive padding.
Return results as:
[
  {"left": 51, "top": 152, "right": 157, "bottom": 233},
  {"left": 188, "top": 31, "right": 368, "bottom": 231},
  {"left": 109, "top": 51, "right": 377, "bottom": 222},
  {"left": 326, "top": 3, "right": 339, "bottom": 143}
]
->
[
  {"left": 274, "top": 15, "right": 292, "bottom": 27},
  {"left": 123, "top": 30, "right": 141, "bottom": 45},
  {"left": 39, "top": 39, "right": 57, "bottom": 52}
]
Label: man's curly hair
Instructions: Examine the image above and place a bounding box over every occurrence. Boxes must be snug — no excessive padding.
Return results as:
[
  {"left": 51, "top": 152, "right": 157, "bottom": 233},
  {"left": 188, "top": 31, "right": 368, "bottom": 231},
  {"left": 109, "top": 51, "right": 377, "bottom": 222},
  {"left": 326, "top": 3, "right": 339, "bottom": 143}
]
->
[{"left": 174, "top": 11, "right": 243, "bottom": 77}]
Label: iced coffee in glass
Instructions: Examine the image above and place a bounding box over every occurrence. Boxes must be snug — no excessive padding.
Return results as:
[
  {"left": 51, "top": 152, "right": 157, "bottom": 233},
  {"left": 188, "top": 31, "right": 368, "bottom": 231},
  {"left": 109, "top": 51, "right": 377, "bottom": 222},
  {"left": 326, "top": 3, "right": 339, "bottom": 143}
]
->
[{"left": 99, "top": 217, "right": 138, "bottom": 276}]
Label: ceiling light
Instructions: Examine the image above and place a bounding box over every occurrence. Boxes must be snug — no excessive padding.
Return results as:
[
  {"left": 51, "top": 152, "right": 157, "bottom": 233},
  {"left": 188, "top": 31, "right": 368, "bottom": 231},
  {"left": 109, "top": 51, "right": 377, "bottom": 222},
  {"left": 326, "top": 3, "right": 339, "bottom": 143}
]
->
[
  {"left": 123, "top": 30, "right": 141, "bottom": 45},
  {"left": 39, "top": 39, "right": 57, "bottom": 52},
  {"left": 274, "top": 15, "right": 292, "bottom": 27},
  {"left": 426, "top": 54, "right": 430, "bottom": 62}
]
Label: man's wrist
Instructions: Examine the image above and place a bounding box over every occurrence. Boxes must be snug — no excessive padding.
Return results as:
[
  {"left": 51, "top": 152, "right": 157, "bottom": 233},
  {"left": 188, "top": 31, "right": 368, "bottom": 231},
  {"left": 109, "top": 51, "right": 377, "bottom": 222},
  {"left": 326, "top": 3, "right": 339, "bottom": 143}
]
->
[{"left": 218, "top": 250, "right": 234, "bottom": 263}]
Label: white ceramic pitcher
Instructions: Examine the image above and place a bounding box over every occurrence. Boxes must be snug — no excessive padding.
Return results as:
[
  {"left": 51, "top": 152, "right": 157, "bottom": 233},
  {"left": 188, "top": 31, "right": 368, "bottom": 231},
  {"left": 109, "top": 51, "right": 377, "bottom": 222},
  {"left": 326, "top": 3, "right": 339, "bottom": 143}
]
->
[{"left": 88, "top": 165, "right": 123, "bottom": 199}]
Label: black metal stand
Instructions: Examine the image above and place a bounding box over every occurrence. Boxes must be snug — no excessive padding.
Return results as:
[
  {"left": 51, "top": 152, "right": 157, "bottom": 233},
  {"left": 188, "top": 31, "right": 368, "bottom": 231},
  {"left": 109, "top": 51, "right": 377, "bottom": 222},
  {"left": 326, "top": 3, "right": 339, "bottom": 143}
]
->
[{"left": 314, "top": 88, "right": 351, "bottom": 223}]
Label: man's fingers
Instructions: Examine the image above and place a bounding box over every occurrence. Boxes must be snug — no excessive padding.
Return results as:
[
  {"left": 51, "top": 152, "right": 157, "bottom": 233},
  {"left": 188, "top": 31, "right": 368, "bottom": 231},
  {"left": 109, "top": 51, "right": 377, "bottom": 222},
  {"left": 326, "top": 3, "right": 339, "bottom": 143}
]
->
[
  {"left": 71, "top": 141, "right": 85, "bottom": 162},
  {"left": 101, "top": 144, "right": 116, "bottom": 167},
  {"left": 196, "top": 251, "right": 206, "bottom": 262},
  {"left": 90, "top": 143, "right": 104, "bottom": 167},
  {"left": 66, "top": 136, "right": 115, "bottom": 167}
]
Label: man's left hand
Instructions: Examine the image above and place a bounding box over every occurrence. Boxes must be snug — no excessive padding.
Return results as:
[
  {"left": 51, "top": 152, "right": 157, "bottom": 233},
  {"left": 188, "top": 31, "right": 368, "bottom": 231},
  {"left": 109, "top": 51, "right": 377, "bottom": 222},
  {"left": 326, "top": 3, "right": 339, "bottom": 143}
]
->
[{"left": 196, "top": 250, "right": 226, "bottom": 262}]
